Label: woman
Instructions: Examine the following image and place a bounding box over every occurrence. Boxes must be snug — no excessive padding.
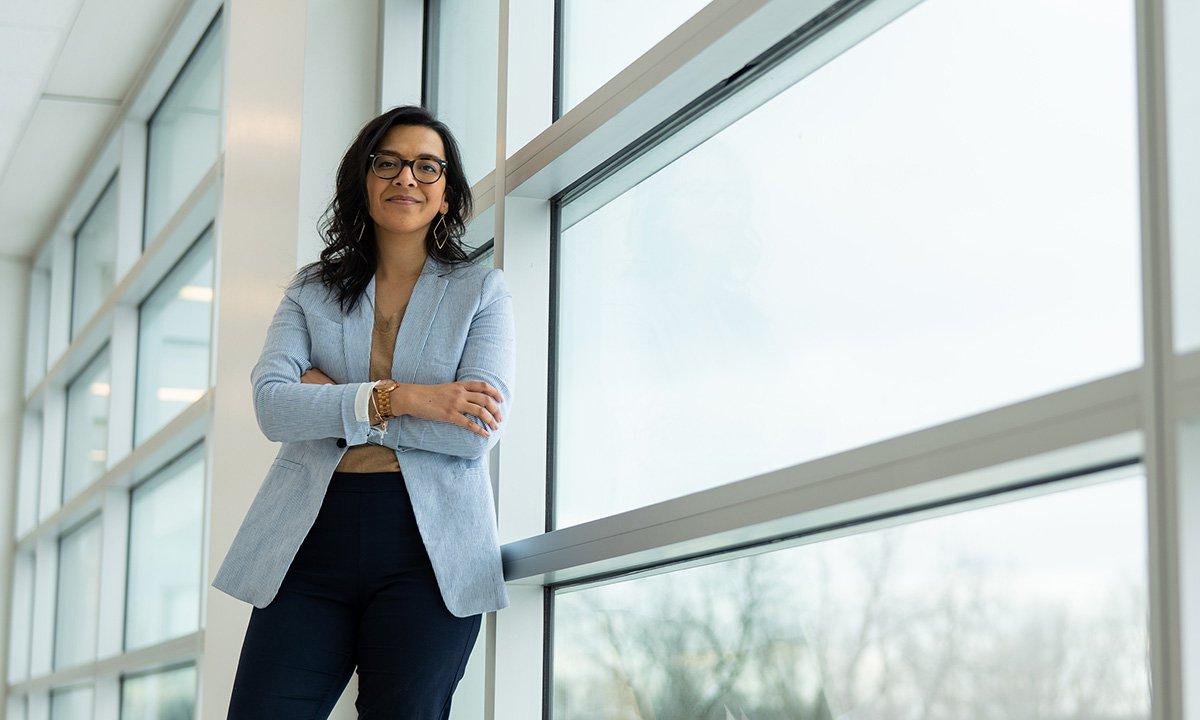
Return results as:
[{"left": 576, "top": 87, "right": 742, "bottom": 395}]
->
[{"left": 212, "top": 105, "right": 514, "bottom": 719}]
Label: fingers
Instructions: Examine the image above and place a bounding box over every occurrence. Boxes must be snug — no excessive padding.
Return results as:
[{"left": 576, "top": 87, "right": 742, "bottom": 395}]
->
[
  {"left": 458, "top": 413, "right": 491, "bottom": 438},
  {"left": 465, "top": 394, "right": 500, "bottom": 430},
  {"left": 463, "top": 379, "right": 504, "bottom": 408}
]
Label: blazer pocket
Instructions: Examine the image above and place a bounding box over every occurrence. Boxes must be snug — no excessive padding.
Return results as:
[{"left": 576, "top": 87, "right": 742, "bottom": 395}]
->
[{"left": 272, "top": 457, "right": 306, "bottom": 473}]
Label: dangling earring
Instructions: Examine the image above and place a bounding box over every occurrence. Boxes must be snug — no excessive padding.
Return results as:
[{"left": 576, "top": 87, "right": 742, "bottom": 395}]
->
[
  {"left": 355, "top": 209, "right": 367, "bottom": 244},
  {"left": 349, "top": 209, "right": 369, "bottom": 263},
  {"left": 433, "top": 212, "right": 450, "bottom": 250}
]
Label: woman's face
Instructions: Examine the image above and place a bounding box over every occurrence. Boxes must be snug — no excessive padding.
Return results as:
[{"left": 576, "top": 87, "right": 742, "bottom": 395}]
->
[{"left": 365, "top": 124, "right": 451, "bottom": 242}]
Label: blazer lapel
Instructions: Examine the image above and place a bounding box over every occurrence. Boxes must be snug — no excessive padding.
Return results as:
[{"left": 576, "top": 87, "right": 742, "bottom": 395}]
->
[{"left": 342, "top": 253, "right": 450, "bottom": 384}]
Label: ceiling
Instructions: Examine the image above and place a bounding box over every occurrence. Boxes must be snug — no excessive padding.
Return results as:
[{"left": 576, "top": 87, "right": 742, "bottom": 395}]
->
[{"left": 0, "top": 0, "right": 185, "bottom": 261}]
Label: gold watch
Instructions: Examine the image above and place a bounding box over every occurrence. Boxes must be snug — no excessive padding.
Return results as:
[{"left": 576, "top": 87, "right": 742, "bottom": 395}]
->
[{"left": 372, "top": 379, "right": 400, "bottom": 420}]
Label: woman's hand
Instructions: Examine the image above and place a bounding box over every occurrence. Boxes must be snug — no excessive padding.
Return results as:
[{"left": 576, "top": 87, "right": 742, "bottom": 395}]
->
[
  {"left": 301, "top": 367, "right": 335, "bottom": 385},
  {"left": 396, "top": 381, "right": 504, "bottom": 439}
]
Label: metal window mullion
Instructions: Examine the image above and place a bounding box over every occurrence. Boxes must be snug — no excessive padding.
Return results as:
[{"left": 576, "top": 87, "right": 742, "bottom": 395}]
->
[{"left": 1134, "top": 0, "right": 1186, "bottom": 718}]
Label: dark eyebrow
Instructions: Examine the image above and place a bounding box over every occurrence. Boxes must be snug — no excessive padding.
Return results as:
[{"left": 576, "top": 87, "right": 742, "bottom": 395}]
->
[{"left": 376, "top": 149, "right": 445, "bottom": 164}]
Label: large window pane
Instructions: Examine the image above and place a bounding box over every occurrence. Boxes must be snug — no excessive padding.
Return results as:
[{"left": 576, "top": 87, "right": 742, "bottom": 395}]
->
[
  {"left": 71, "top": 173, "right": 119, "bottom": 338},
  {"left": 26, "top": 262, "right": 51, "bottom": 384},
  {"left": 120, "top": 663, "right": 197, "bottom": 720},
  {"left": 426, "top": 0, "right": 498, "bottom": 187},
  {"left": 134, "top": 230, "right": 214, "bottom": 445},
  {"left": 143, "top": 15, "right": 223, "bottom": 245},
  {"left": 6, "top": 551, "right": 34, "bottom": 683},
  {"left": 49, "top": 684, "right": 93, "bottom": 720},
  {"left": 53, "top": 516, "right": 102, "bottom": 670},
  {"left": 553, "top": 475, "right": 1149, "bottom": 718},
  {"left": 125, "top": 446, "right": 205, "bottom": 650},
  {"left": 554, "top": 0, "right": 1141, "bottom": 527},
  {"left": 559, "top": 0, "right": 709, "bottom": 117},
  {"left": 6, "top": 694, "right": 27, "bottom": 720},
  {"left": 62, "top": 346, "right": 111, "bottom": 501}
]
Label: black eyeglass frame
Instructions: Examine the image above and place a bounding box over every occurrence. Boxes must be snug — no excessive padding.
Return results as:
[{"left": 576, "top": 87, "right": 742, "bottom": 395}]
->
[{"left": 367, "top": 152, "right": 448, "bottom": 183}]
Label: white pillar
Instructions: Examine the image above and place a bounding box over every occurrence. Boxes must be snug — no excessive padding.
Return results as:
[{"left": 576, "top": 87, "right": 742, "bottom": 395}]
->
[{"left": 199, "top": 1, "right": 381, "bottom": 718}]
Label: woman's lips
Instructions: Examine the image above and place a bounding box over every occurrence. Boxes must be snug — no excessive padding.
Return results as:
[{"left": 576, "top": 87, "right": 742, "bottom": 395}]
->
[{"left": 388, "top": 197, "right": 419, "bottom": 204}]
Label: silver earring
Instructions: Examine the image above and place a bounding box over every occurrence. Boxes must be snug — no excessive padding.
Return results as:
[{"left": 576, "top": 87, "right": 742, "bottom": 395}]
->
[{"left": 434, "top": 213, "right": 449, "bottom": 250}]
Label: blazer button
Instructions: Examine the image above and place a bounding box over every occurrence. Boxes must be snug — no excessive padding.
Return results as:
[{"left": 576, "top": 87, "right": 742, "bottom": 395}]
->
[{"left": 336, "top": 438, "right": 347, "bottom": 447}]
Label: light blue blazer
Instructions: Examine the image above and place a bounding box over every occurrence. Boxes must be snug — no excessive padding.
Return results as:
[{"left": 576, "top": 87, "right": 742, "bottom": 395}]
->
[{"left": 211, "top": 253, "right": 513, "bottom": 617}]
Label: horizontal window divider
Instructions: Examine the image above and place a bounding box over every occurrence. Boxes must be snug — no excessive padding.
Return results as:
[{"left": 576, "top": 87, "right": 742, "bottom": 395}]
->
[
  {"left": 24, "top": 157, "right": 222, "bottom": 409},
  {"left": 502, "top": 367, "right": 1143, "bottom": 587},
  {"left": 502, "top": 0, "right": 913, "bottom": 205},
  {"left": 6, "top": 629, "right": 203, "bottom": 696},
  {"left": 14, "top": 390, "right": 211, "bottom": 552}
]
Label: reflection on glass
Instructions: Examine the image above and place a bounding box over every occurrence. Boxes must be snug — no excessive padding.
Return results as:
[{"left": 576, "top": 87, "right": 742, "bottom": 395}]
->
[
  {"left": 134, "top": 230, "right": 214, "bottom": 445},
  {"left": 62, "top": 347, "right": 111, "bottom": 501},
  {"left": 426, "top": 0, "right": 498, "bottom": 187},
  {"left": 555, "top": 0, "right": 1141, "bottom": 527},
  {"left": 553, "top": 476, "right": 1150, "bottom": 719},
  {"left": 71, "top": 173, "right": 119, "bottom": 338},
  {"left": 49, "top": 684, "right": 93, "bottom": 720},
  {"left": 53, "top": 517, "right": 102, "bottom": 669},
  {"left": 143, "top": 15, "right": 223, "bottom": 245},
  {"left": 560, "top": 0, "right": 709, "bottom": 117},
  {"left": 125, "top": 447, "right": 205, "bottom": 650},
  {"left": 120, "top": 663, "right": 197, "bottom": 720}
]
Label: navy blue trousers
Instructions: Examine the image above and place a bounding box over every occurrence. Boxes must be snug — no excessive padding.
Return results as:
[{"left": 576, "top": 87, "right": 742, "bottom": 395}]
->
[{"left": 226, "top": 470, "right": 482, "bottom": 719}]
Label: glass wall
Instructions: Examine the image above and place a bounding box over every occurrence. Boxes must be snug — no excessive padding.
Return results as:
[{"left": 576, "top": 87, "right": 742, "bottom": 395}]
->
[
  {"left": 5, "top": 4, "right": 223, "bottom": 715},
  {"left": 425, "top": 0, "right": 499, "bottom": 187},
  {"left": 71, "top": 173, "right": 119, "bottom": 338},
  {"left": 125, "top": 445, "right": 205, "bottom": 651},
  {"left": 134, "top": 229, "right": 215, "bottom": 445},
  {"left": 553, "top": 474, "right": 1149, "bottom": 718},
  {"left": 119, "top": 663, "right": 198, "bottom": 719},
  {"left": 397, "top": 0, "right": 1198, "bottom": 711},
  {"left": 558, "top": 0, "right": 710, "bottom": 117},
  {"left": 49, "top": 684, "right": 93, "bottom": 720},
  {"left": 6, "top": 551, "right": 34, "bottom": 683},
  {"left": 553, "top": 0, "right": 1141, "bottom": 527},
  {"left": 143, "top": 14, "right": 224, "bottom": 246},
  {"left": 61, "top": 346, "right": 112, "bottom": 502},
  {"left": 53, "top": 516, "right": 102, "bottom": 670}
]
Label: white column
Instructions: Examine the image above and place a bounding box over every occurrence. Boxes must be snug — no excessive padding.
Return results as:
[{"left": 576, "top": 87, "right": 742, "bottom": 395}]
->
[{"left": 199, "top": 1, "right": 382, "bottom": 718}]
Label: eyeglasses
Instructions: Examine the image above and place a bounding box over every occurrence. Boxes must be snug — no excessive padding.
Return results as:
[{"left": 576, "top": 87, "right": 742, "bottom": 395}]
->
[{"left": 368, "top": 153, "right": 447, "bottom": 183}]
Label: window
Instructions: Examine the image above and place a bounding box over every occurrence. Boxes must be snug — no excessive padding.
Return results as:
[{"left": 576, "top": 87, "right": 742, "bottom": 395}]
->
[
  {"left": 558, "top": 0, "right": 710, "bottom": 117},
  {"left": 119, "top": 663, "right": 197, "bottom": 719},
  {"left": 134, "top": 229, "right": 215, "bottom": 445},
  {"left": 553, "top": 0, "right": 1140, "bottom": 527},
  {"left": 425, "top": 0, "right": 499, "bottom": 187},
  {"left": 25, "top": 258, "right": 51, "bottom": 387},
  {"left": 71, "top": 173, "right": 119, "bottom": 338},
  {"left": 553, "top": 474, "right": 1149, "bottom": 718},
  {"left": 61, "top": 346, "right": 112, "bottom": 502},
  {"left": 6, "top": 551, "right": 34, "bottom": 683},
  {"left": 125, "top": 445, "right": 205, "bottom": 650},
  {"left": 143, "top": 14, "right": 224, "bottom": 246},
  {"left": 49, "top": 684, "right": 93, "bottom": 720},
  {"left": 53, "top": 516, "right": 102, "bottom": 670}
]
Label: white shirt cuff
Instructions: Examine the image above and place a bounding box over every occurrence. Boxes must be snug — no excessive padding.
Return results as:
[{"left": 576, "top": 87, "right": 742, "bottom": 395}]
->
[{"left": 354, "top": 380, "right": 379, "bottom": 422}]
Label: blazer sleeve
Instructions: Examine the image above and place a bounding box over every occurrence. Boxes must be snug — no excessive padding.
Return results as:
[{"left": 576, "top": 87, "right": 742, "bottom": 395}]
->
[
  {"left": 380, "top": 267, "right": 514, "bottom": 460},
  {"left": 251, "top": 286, "right": 377, "bottom": 444}
]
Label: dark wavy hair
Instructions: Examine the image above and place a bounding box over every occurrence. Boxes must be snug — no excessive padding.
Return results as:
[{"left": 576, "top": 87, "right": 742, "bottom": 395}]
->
[{"left": 291, "top": 105, "right": 476, "bottom": 315}]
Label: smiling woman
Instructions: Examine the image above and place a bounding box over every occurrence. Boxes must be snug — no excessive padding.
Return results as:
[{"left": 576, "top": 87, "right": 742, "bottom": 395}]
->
[{"left": 215, "top": 105, "right": 515, "bottom": 720}]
